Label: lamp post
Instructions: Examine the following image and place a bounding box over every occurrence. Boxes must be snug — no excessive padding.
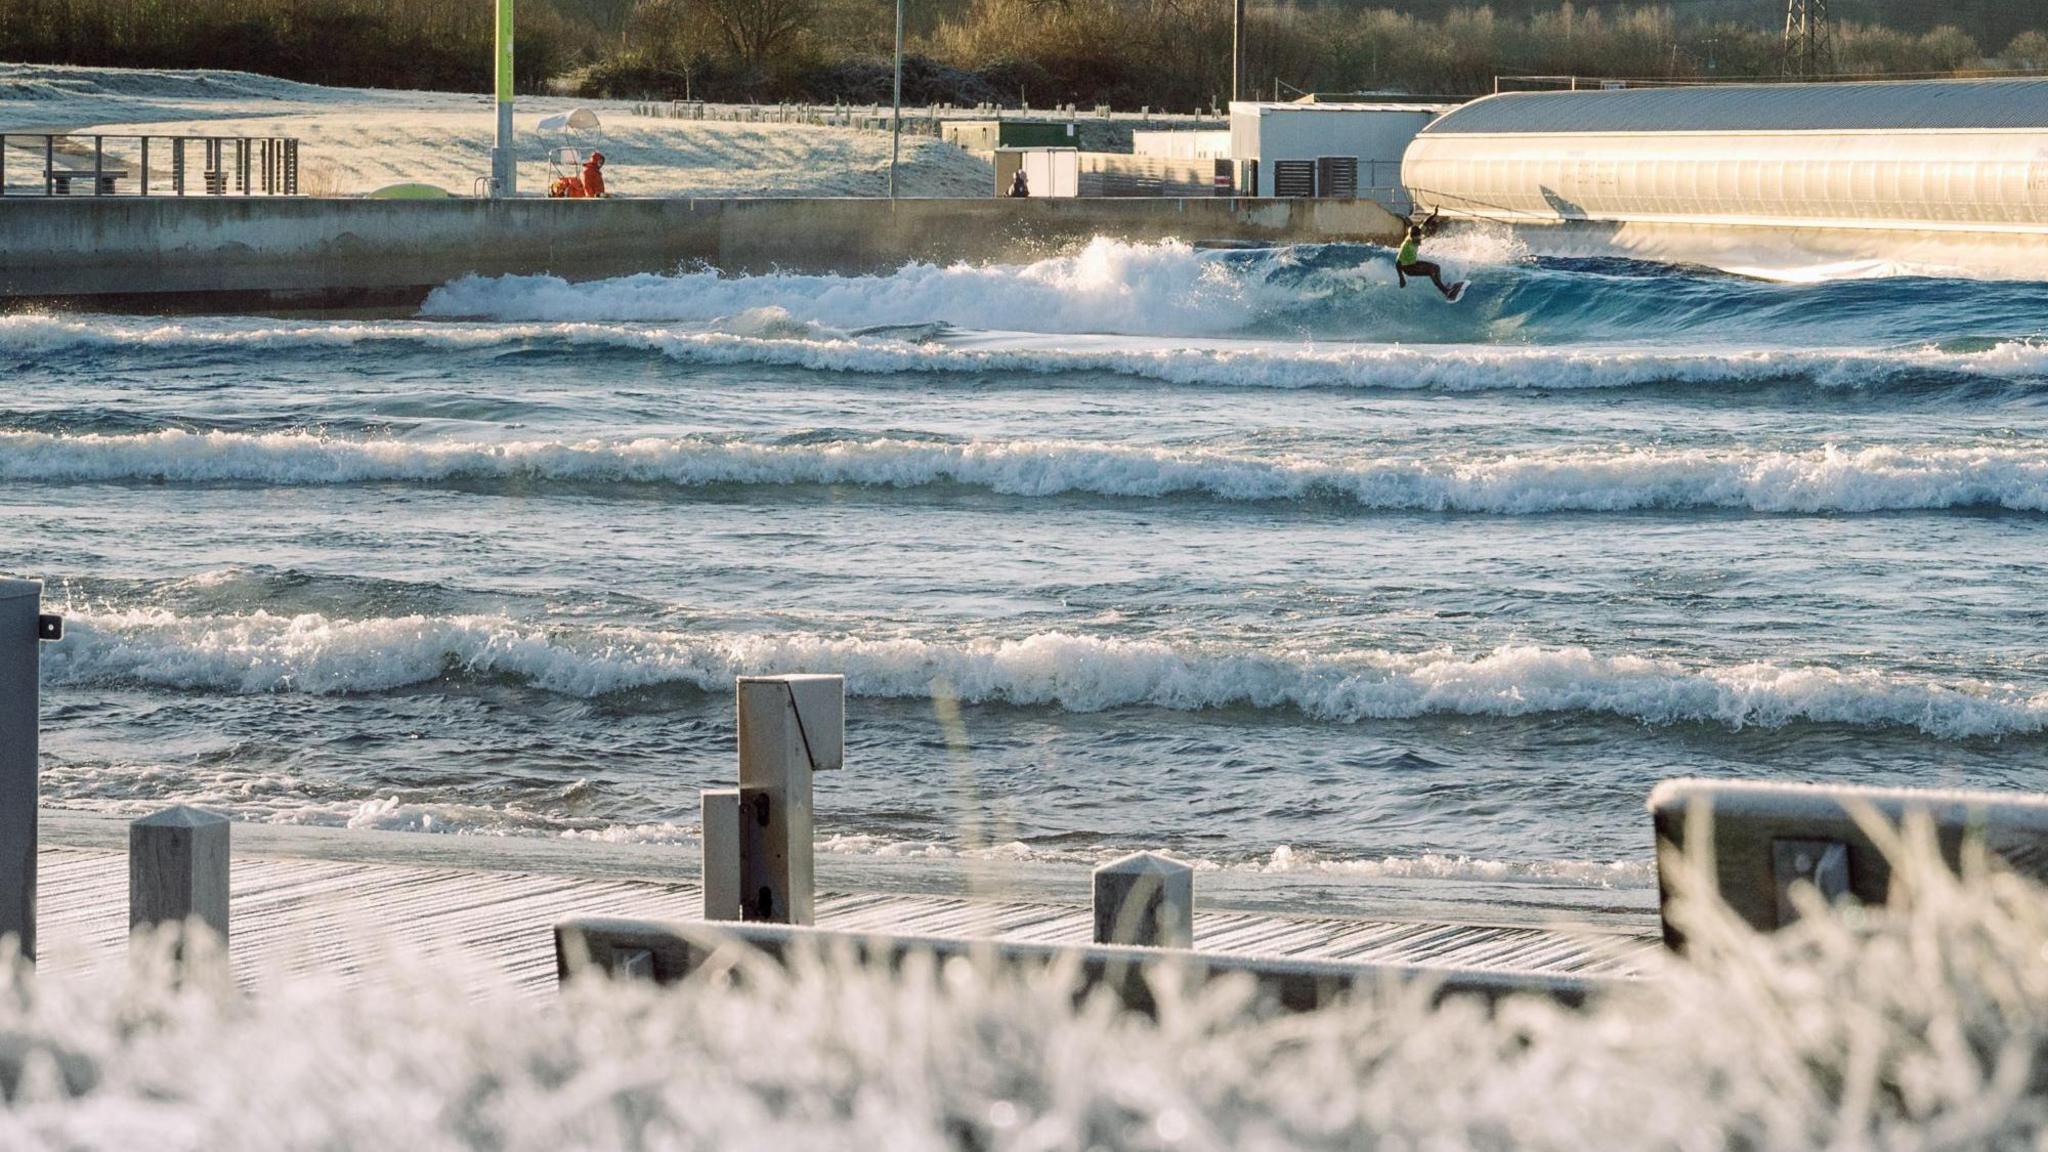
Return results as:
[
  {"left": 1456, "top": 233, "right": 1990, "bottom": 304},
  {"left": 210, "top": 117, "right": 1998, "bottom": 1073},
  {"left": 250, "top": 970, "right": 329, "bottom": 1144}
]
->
[
  {"left": 888, "top": 0, "right": 905, "bottom": 199},
  {"left": 491, "top": 0, "right": 516, "bottom": 196},
  {"left": 1231, "top": 0, "right": 1244, "bottom": 104}
]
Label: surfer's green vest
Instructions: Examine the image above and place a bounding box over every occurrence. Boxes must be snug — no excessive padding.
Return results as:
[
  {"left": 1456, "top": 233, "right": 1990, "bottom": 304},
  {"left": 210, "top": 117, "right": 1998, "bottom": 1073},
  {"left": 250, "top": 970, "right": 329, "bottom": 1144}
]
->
[{"left": 1397, "top": 235, "right": 1419, "bottom": 265}]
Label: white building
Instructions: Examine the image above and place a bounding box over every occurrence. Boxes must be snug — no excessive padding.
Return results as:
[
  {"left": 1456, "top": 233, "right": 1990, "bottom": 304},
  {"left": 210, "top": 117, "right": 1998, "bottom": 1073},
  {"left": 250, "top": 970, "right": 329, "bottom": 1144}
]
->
[
  {"left": 1131, "top": 130, "right": 1233, "bottom": 161},
  {"left": 1400, "top": 78, "right": 2048, "bottom": 278},
  {"left": 1227, "top": 102, "right": 1454, "bottom": 199}
]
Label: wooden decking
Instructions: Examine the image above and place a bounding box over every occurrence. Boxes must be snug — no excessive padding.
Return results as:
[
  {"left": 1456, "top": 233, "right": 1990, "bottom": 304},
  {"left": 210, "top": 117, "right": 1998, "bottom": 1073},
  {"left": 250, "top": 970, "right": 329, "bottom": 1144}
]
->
[{"left": 32, "top": 836, "right": 1664, "bottom": 995}]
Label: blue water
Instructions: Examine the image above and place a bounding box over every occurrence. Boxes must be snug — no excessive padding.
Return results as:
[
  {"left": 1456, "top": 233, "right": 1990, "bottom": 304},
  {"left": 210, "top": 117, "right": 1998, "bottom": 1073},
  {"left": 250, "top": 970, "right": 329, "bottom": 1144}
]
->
[{"left": 4, "top": 236, "right": 2045, "bottom": 887}]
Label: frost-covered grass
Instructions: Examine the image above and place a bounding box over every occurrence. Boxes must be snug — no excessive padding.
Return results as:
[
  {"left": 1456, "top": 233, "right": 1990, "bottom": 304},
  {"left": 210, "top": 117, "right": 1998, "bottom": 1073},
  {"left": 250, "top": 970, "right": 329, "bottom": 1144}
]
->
[{"left": 3, "top": 826, "right": 2046, "bottom": 1150}]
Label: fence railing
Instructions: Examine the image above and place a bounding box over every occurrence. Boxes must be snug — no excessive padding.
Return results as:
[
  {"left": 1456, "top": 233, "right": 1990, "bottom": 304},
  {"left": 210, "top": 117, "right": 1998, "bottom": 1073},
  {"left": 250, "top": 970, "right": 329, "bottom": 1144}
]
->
[
  {"left": 628, "top": 100, "right": 1225, "bottom": 138},
  {"left": 630, "top": 100, "right": 947, "bottom": 139},
  {"left": 0, "top": 133, "right": 301, "bottom": 197}
]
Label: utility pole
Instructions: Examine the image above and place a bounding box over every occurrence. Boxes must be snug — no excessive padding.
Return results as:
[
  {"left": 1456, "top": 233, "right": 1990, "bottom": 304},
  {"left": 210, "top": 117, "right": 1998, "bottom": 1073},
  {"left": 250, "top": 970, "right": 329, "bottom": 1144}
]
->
[
  {"left": 491, "top": 0, "right": 516, "bottom": 196},
  {"left": 1781, "top": 0, "right": 1834, "bottom": 78},
  {"left": 1231, "top": 0, "right": 1244, "bottom": 104},
  {"left": 889, "top": 0, "right": 904, "bottom": 198}
]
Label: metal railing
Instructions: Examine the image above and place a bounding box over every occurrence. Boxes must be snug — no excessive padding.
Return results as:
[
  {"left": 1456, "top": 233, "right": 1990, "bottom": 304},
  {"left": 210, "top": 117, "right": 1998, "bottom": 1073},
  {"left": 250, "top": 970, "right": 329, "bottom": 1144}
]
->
[
  {"left": 1493, "top": 66, "right": 2048, "bottom": 93},
  {"left": 0, "top": 133, "right": 300, "bottom": 197},
  {"left": 629, "top": 100, "right": 1225, "bottom": 136}
]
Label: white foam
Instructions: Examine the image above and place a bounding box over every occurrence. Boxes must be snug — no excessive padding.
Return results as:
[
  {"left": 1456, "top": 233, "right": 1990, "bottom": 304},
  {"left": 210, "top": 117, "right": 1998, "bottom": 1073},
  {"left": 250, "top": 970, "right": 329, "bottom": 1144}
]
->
[
  {"left": 43, "top": 608, "right": 2048, "bottom": 739},
  {"left": 420, "top": 238, "right": 1325, "bottom": 335},
  {"left": 7, "top": 312, "right": 2042, "bottom": 393},
  {"left": 547, "top": 825, "right": 1658, "bottom": 887},
  {"left": 814, "top": 834, "right": 1659, "bottom": 887},
  {"left": 5, "top": 428, "right": 2045, "bottom": 514}
]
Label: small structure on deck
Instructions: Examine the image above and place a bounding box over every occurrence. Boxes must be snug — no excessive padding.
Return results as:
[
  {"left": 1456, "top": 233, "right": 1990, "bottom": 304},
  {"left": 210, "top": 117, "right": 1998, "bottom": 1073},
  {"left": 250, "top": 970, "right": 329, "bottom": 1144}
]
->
[
  {"left": 1131, "top": 130, "right": 1232, "bottom": 161},
  {"left": 944, "top": 120, "right": 1078, "bottom": 151},
  {"left": 993, "top": 147, "right": 1079, "bottom": 198},
  {"left": 1228, "top": 101, "right": 1455, "bottom": 203}
]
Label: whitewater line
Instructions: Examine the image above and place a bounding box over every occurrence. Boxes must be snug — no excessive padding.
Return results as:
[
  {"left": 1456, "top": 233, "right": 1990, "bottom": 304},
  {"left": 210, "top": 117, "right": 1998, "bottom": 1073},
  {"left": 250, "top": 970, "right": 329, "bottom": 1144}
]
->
[
  {"left": 41, "top": 608, "right": 2048, "bottom": 740},
  {"left": 4, "top": 314, "right": 2046, "bottom": 393},
  {"left": 4, "top": 429, "right": 2046, "bottom": 514}
]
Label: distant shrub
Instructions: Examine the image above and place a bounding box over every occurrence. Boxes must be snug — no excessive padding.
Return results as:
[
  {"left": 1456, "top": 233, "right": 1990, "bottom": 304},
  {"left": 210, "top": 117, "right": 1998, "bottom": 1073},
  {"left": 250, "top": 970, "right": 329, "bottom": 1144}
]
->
[
  {"left": 0, "top": 0, "right": 2032, "bottom": 106},
  {"left": 0, "top": 0, "right": 590, "bottom": 93},
  {"left": 2009, "top": 30, "right": 2048, "bottom": 70}
]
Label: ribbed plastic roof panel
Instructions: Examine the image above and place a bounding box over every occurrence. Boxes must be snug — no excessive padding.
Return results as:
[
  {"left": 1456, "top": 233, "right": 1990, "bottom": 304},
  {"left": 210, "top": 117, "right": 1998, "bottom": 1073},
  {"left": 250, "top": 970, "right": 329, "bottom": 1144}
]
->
[{"left": 1423, "top": 79, "right": 2048, "bottom": 134}]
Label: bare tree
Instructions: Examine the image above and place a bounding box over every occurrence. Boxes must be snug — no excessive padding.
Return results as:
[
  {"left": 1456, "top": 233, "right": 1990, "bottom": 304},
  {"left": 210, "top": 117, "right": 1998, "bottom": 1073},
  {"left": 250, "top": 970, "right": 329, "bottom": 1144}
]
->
[{"left": 699, "top": 0, "right": 814, "bottom": 73}]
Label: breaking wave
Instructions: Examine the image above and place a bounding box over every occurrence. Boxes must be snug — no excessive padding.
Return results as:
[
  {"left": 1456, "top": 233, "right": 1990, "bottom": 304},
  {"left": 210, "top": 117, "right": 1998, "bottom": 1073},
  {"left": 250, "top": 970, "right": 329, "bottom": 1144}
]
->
[
  {"left": 43, "top": 608, "right": 2048, "bottom": 739},
  {"left": 7, "top": 312, "right": 2044, "bottom": 394},
  {"left": 417, "top": 236, "right": 2048, "bottom": 348},
  {"left": 423, "top": 237, "right": 1338, "bottom": 336},
  {"left": 4, "top": 428, "right": 2044, "bottom": 514}
]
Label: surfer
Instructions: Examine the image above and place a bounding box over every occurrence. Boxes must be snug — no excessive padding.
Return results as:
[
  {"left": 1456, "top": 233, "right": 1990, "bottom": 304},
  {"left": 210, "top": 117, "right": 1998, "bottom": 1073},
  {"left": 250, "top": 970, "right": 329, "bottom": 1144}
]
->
[{"left": 1395, "top": 208, "right": 1466, "bottom": 302}]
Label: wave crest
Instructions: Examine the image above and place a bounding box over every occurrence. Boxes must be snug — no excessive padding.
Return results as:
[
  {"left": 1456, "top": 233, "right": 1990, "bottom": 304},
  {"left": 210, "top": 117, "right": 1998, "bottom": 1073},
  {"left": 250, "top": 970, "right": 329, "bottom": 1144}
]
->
[
  {"left": 7, "top": 311, "right": 2043, "bottom": 393},
  {"left": 42, "top": 608, "right": 2048, "bottom": 739},
  {"left": 5, "top": 429, "right": 2045, "bottom": 514}
]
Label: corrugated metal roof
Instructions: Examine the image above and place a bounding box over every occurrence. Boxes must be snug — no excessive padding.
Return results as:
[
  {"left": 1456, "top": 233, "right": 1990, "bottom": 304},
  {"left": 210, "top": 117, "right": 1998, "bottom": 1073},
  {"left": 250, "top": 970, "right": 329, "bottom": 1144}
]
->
[
  {"left": 1230, "top": 101, "right": 1456, "bottom": 115},
  {"left": 1422, "top": 79, "right": 2048, "bottom": 135}
]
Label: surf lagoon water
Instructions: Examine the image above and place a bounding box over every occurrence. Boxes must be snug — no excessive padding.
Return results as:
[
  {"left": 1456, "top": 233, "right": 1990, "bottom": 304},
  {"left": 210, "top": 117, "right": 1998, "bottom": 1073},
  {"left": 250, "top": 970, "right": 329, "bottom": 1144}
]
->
[{"left": 5, "top": 235, "right": 2043, "bottom": 897}]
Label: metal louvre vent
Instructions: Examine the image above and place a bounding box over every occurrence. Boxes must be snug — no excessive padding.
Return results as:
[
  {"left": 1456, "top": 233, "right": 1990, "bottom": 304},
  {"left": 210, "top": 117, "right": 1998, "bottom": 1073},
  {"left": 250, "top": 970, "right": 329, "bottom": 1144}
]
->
[
  {"left": 1316, "top": 156, "right": 1358, "bottom": 198},
  {"left": 1272, "top": 160, "right": 1317, "bottom": 197}
]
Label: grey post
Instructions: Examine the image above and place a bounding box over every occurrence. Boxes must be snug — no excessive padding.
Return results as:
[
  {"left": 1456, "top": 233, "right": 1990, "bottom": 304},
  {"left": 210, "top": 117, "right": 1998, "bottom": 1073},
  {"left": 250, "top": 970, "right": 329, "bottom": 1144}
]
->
[
  {"left": 129, "top": 806, "right": 230, "bottom": 947},
  {"left": 1093, "top": 851, "right": 1194, "bottom": 948},
  {"left": 0, "top": 579, "right": 46, "bottom": 961},
  {"left": 701, "top": 787, "right": 742, "bottom": 921},
  {"left": 736, "top": 674, "right": 844, "bottom": 925},
  {"left": 888, "top": 0, "right": 904, "bottom": 199}
]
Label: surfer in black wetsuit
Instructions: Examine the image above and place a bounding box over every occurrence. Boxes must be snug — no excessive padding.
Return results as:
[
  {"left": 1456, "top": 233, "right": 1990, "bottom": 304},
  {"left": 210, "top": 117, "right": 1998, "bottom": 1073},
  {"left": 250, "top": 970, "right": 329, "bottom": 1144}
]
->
[{"left": 1395, "top": 208, "right": 1465, "bottom": 301}]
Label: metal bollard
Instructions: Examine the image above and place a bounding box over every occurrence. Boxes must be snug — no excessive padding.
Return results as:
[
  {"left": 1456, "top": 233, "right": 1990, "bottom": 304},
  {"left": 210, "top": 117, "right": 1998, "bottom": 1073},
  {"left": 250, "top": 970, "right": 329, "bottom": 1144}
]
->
[
  {"left": 701, "top": 787, "right": 742, "bottom": 921},
  {"left": 0, "top": 579, "right": 57, "bottom": 964},
  {"left": 1093, "top": 851, "right": 1194, "bottom": 948},
  {"left": 735, "top": 674, "right": 843, "bottom": 925},
  {"left": 129, "top": 806, "right": 230, "bottom": 950}
]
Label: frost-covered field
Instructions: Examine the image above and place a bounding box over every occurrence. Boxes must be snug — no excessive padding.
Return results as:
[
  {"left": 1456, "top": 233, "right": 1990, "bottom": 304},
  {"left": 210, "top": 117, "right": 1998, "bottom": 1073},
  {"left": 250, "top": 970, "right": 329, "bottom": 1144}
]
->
[
  {"left": 0, "top": 63, "right": 994, "bottom": 197},
  {"left": 2, "top": 835, "right": 2043, "bottom": 1150}
]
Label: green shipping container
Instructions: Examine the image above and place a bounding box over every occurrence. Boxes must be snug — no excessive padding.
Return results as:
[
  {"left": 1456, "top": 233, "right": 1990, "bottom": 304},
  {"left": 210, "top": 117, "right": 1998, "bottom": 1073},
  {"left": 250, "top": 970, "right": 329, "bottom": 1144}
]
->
[{"left": 942, "top": 121, "right": 1078, "bottom": 150}]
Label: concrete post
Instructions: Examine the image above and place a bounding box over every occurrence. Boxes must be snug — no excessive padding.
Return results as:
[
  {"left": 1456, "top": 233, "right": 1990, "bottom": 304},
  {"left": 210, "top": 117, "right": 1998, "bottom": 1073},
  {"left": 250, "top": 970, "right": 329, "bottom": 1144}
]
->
[
  {"left": 888, "top": 0, "right": 904, "bottom": 199},
  {"left": 129, "top": 806, "right": 230, "bottom": 946},
  {"left": 736, "top": 674, "right": 844, "bottom": 925},
  {"left": 1093, "top": 851, "right": 1194, "bottom": 948},
  {"left": 701, "top": 787, "right": 741, "bottom": 921},
  {"left": 0, "top": 580, "right": 44, "bottom": 962}
]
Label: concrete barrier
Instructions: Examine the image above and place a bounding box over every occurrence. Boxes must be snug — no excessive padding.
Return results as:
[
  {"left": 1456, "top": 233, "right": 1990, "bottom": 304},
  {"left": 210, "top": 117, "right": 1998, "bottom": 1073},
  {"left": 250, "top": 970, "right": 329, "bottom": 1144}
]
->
[
  {"left": 1650, "top": 778, "right": 2048, "bottom": 951},
  {"left": 0, "top": 196, "right": 1405, "bottom": 312},
  {"left": 554, "top": 917, "right": 1612, "bottom": 1014}
]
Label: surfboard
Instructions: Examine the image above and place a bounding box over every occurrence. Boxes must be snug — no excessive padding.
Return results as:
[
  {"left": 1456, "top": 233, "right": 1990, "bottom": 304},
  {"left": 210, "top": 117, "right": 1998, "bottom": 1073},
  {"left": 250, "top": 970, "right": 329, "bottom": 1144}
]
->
[{"left": 1446, "top": 281, "right": 1470, "bottom": 303}]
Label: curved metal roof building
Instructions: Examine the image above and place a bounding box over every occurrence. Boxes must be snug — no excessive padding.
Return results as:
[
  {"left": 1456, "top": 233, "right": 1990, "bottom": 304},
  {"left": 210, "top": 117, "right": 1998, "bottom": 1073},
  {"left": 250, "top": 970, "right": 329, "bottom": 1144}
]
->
[{"left": 1400, "top": 79, "right": 2048, "bottom": 278}]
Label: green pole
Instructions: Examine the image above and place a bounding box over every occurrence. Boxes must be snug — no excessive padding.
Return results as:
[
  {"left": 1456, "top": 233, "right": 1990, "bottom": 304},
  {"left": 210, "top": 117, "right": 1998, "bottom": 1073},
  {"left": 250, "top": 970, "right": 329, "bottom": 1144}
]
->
[
  {"left": 497, "top": 0, "right": 515, "bottom": 104},
  {"left": 492, "top": 0, "right": 516, "bottom": 195}
]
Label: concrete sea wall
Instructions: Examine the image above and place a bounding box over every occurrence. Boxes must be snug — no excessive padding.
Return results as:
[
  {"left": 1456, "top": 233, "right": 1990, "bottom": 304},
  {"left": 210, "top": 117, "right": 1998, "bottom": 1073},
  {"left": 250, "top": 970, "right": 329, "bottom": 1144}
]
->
[{"left": 0, "top": 196, "right": 1404, "bottom": 312}]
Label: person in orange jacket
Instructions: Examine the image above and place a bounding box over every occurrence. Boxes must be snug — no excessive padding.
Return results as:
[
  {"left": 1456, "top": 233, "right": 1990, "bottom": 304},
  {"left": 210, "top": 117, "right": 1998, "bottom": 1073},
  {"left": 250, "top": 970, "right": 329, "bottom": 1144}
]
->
[{"left": 581, "top": 151, "right": 607, "bottom": 198}]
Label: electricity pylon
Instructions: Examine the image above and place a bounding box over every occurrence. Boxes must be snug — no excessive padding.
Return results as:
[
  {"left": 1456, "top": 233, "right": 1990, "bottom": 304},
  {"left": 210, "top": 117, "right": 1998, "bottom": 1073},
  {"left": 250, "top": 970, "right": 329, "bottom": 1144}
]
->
[{"left": 1782, "top": 0, "right": 1835, "bottom": 78}]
